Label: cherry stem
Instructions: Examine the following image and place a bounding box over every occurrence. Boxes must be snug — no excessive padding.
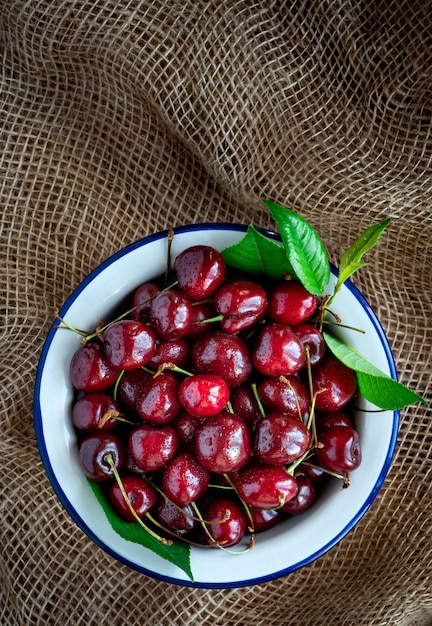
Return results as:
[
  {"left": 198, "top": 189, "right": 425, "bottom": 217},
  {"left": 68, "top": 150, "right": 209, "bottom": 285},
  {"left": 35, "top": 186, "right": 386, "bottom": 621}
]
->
[
  {"left": 98, "top": 409, "right": 137, "bottom": 429},
  {"left": 286, "top": 448, "right": 314, "bottom": 477},
  {"left": 192, "top": 314, "right": 224, "bottom": 326},
  {"left": 81, "top": 280, "right": 179, "bottom": 343},
  {"left": 312, "top": 316, "right": 366, "bottom": 335},
  {"left": 191, "top": 501, "right": 253, "bottom": 554},
  {"left": 153, "top": 362, "right": 194, "bottom": 378},
  {"left": 113, "top": 370, "right": 125, "bottom": 401},
  {"left": 165, "top": 228, "right": 174, "bottom": 287},
  {"left": 279, "top": 376, "right": 303, "bottom": 422},
  {"left": 105, "top": 455, "right": 173, "bottom": 545},
  {"left": 250, "top": 383, "right": 266, "bottom": 418},
  {"left": 144, "top": 512, "right": 215, "bottom": 548},
  {"left": 222, "top": 473, "right": 255, "bottom": 535},
  {"left": 142, "top": 476, "right": 228, "bottom": 525},
  {"left": 54, "top": 310, "right": 89, "bottom": 337},
  {"left": 300, "top": 461, "right": 350, "bottom": 487}
]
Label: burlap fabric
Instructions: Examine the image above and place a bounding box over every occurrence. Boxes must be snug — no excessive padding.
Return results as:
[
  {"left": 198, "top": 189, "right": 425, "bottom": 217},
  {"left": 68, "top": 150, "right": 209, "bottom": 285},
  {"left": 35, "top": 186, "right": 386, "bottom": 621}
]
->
[{"left": 1, "top": 1, "right": 431, "bottom": 624}]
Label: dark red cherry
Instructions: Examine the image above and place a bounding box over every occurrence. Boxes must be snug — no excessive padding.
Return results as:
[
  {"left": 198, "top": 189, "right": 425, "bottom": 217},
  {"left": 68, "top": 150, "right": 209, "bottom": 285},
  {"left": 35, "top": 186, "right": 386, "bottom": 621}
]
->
[
  {"left": 128, "top": 423, "right": 178, "bottom": 472},
  {"left": 116, "top": 368, "right": 151, "bottom": 412},
  {"left": 150, "top": 290, "right": 193, "bottom": 340},
  {"left": 108, "top": 475, "right": 156, "bottom": 522},
  {"left": 234, "top": 463, "right": 298, "bottom": 509},
  {"left": 147, "top": 337, "right": 190, "bottom": 370},
  {"left": 229, "top": 384, "right": 262, "bottom": 433},
  {"left": 174, "top": 245, "right": 225, "bottom": 301},
  {"left": 130, "top": 282, "right": 161, "bottom": 323},
  {"left": 282, "top": 475, "right": 315, "bottom": 514},
  {"left": 178, "top": 373, "right": 230, "bottom": 418},
  {"left": 135, "top": 372, "right": 182, "bottom": 424},
  {"left": 171, "top": 410, "right": 202, "bottom": 450},
  {"left": 253, "top": 412, "right": 311, "bottom": 465},
  {"left": 267, "top": 280, "right": 317, "bottom": 326},
  {"left": 72, "top": 392, "right": 120, "bottom": 432},
  {"left": 152, "top": 496, "right": 196, "bottom": 536},
  {"left": 258, "top": 375, "right": 310, "bottom": 419},
  {"left": 252, "top": 323, "right": 306, "bottom": 376},
  {"left": 79, "top": 432, "right": 124, "bottom": 481},
  {"left": 249, "top": 507, "right": 284, "bottom": 533},
  {"left": 212, "top": 280, "right": 268, "bottom": 333},
  {"left": 203, "top": 498, "right": 246, "bottom": 547},
  {"left": 312, "top": 355, "right": 357, "bottom": 412},
  {"left": 293, "top": 323, "right": 326, "bottom": 366},
  {"left": 191, "top": 330, "right": 252, "bottom": 388},
  {"left": 162, "top": 453, "right": 209, "bottom": 505},
  {"left": 315, "top": 425, "right": 362, "bottom": 473},
  {"left": 297, "top": 460, "right": 329, "bottom": 485},
  {"left": 315, "top": 410, "right": 353, "bottom": 433},
  {"left": 103, "top": 320, "right": 156, "bottom": 370},
  {"left": 70, "top": 342, "right": 119, "bottom": 392},
  {"left": 195, "top": 411, "right": 251, "bottom": 473},
  {"left": 187, "top": 301, "right": 219, "bottom": 338}
]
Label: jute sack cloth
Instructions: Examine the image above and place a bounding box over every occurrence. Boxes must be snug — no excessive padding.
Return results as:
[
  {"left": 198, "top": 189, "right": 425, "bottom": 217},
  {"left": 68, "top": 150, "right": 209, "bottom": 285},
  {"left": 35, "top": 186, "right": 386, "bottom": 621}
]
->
[{"left": 1, "top": 1, "right": 431, "bottom": 624}]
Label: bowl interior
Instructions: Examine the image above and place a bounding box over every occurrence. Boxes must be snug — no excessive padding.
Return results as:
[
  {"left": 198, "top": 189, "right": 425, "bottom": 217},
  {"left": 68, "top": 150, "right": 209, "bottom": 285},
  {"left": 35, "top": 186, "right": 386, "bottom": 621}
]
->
[{"left": 34, "top": 223, "right": 399, "bottom": 588}]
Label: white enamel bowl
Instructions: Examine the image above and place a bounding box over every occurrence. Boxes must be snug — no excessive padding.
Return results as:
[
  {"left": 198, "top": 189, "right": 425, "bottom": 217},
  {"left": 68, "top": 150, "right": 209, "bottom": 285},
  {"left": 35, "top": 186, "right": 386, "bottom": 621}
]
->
[{"left": 34, "top": 224, "right": 399, "bottom": 588}]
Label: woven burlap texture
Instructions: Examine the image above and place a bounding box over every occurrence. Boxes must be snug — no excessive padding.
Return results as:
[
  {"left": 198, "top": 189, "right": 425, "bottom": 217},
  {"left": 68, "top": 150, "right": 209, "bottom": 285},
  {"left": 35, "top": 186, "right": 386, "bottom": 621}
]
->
[{"left": 1, "top": 1, "right": 431, "bottom": 625}]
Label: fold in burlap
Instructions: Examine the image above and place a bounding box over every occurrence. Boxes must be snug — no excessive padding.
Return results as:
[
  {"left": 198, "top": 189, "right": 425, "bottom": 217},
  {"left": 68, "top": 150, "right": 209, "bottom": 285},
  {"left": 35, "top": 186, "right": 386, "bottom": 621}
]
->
[{"left": 1, "top": 2, "right": 431, "bottom": 625}]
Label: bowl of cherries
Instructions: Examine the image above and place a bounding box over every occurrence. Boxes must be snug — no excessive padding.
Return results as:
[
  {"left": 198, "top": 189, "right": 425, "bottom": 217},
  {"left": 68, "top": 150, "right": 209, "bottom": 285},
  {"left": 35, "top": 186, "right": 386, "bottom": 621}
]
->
[{"left": 34, "top": 201, "right": 424, "bottom": 588}]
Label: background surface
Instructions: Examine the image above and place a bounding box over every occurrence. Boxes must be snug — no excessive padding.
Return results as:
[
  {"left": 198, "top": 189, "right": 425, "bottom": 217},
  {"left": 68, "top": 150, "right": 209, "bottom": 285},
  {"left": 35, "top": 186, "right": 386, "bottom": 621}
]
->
[{"left": 1, "top": 1, "right": 431, "bottom": 624}]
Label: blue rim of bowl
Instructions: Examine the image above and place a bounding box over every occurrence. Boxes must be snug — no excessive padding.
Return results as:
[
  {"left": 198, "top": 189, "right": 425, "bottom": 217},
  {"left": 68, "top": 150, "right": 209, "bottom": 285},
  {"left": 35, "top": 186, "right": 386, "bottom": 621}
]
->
[{"left": 34, "top": 222, "right": 400, "bottom": 589}]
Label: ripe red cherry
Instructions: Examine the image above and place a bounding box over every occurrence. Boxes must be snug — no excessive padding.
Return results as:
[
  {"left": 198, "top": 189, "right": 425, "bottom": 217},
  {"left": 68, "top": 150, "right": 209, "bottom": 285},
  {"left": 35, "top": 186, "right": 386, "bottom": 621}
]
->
[
  {"left": 174, "top": 245, "right": 225, "bottom": 301},
  {"left": 191, "top": 330, "right": 252, "bottom": 388},
  {"left": 315, "top": 410, "right": 353, "bottom": 433},
  {"left": 293, "top": 323, "right": 326, "bottom": 366},
  {"left": 103, "top": 320, "right": 156, "bottom": 370},
  {"left": 203, "top": 498, "right": 246, "bottom": 547},
  {"left": 135, "top": 372, "right": 182, "bottom": 424},
  {"left": 229, "top": 384, "right": 262, "bottom": 433},
  {"left": 116, "top": 368, "right": 151, "bottom": 412},
  {"left": 162, "top": 453, "right": 209, "bottom": 505},
  {"left": 234, "top": 462, "right": 298, "bottom": 509},
  {"left": 252, "top": 412, "right": 311, "bottom": 465},
  {"left": 252, "top": 323, "right": 306, "bottom": 376},
  {"left": 150, "top": 290, "right": 193, "bottom": 340},
  {"left": 79, "top": 432, "right": 124, "bottom": 481},
  {"left": 195, "top": 412, "right": 251, "bottom": 473},
  {"left": 249, "top": 508, "right": 284, "bottom": 533},
  {"left": 128, "top": 423, "right": 178, "bottom": 472},
  {"left": 187, "top": 301, "right": 219, "bottom": 338},
  {"left": 298, "top": 460, "right": 329, "bottom": 485},
  {"left": 108, "top": 475, "right": 156, "bottom": 522},
  {"left": 312, "top": 355, "right": 357, "bottom": 412},
  {"left": 258, "top": 375, "right": 310, "bottom": 419},
  {"left": 171, "top": 410, "right": 202, "bottom": 450},
  {"left": 72, "top": 392, "right": 120, "bottom": 432},
  {"left": 282, "top": 475, "right": 315, "bottom": 514},
  {"left": 147, "top": 337, "right": 190, "bottom": 370},
  {"left": 70, "top": 342, "right": 119, "bottom": 392},
  {"left": 130, "top": 282, "right": 161, "bottom": 323},
  {"left": 178, "top": 373, "right": 230, "bottom": 418},
  {"left": 267, "top": 280, "right": 317, "bottom": 325},
  {"left": 212, "top": 280, "right": 268, "bottom": 333},
  {"left": 152, "top": 496, "right": 197, "bottom": 536},
  {"left": 315, "top": 425, "right": 362, "bottom": 473}
]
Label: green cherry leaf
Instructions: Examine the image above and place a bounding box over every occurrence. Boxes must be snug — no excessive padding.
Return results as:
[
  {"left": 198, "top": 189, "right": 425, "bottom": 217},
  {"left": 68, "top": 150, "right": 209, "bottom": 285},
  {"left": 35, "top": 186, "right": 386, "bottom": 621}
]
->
[
  {"left": 323, "top": 332, "right": 427, "bottom": 410},
  {"left": 262, "top": 199, "right": 330, "bottom": 295},
  {"left": 221, "top": 224, "right": 293, "bottom": 280},
  {"left": 329, "top": 218, "right": 391, "bottom": 305},
  {"left": 87, "top": 479, "right": 194, "bottom": 581},
  {"left": 356, "top": 371, "right": 427, "bottom": 411}
]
